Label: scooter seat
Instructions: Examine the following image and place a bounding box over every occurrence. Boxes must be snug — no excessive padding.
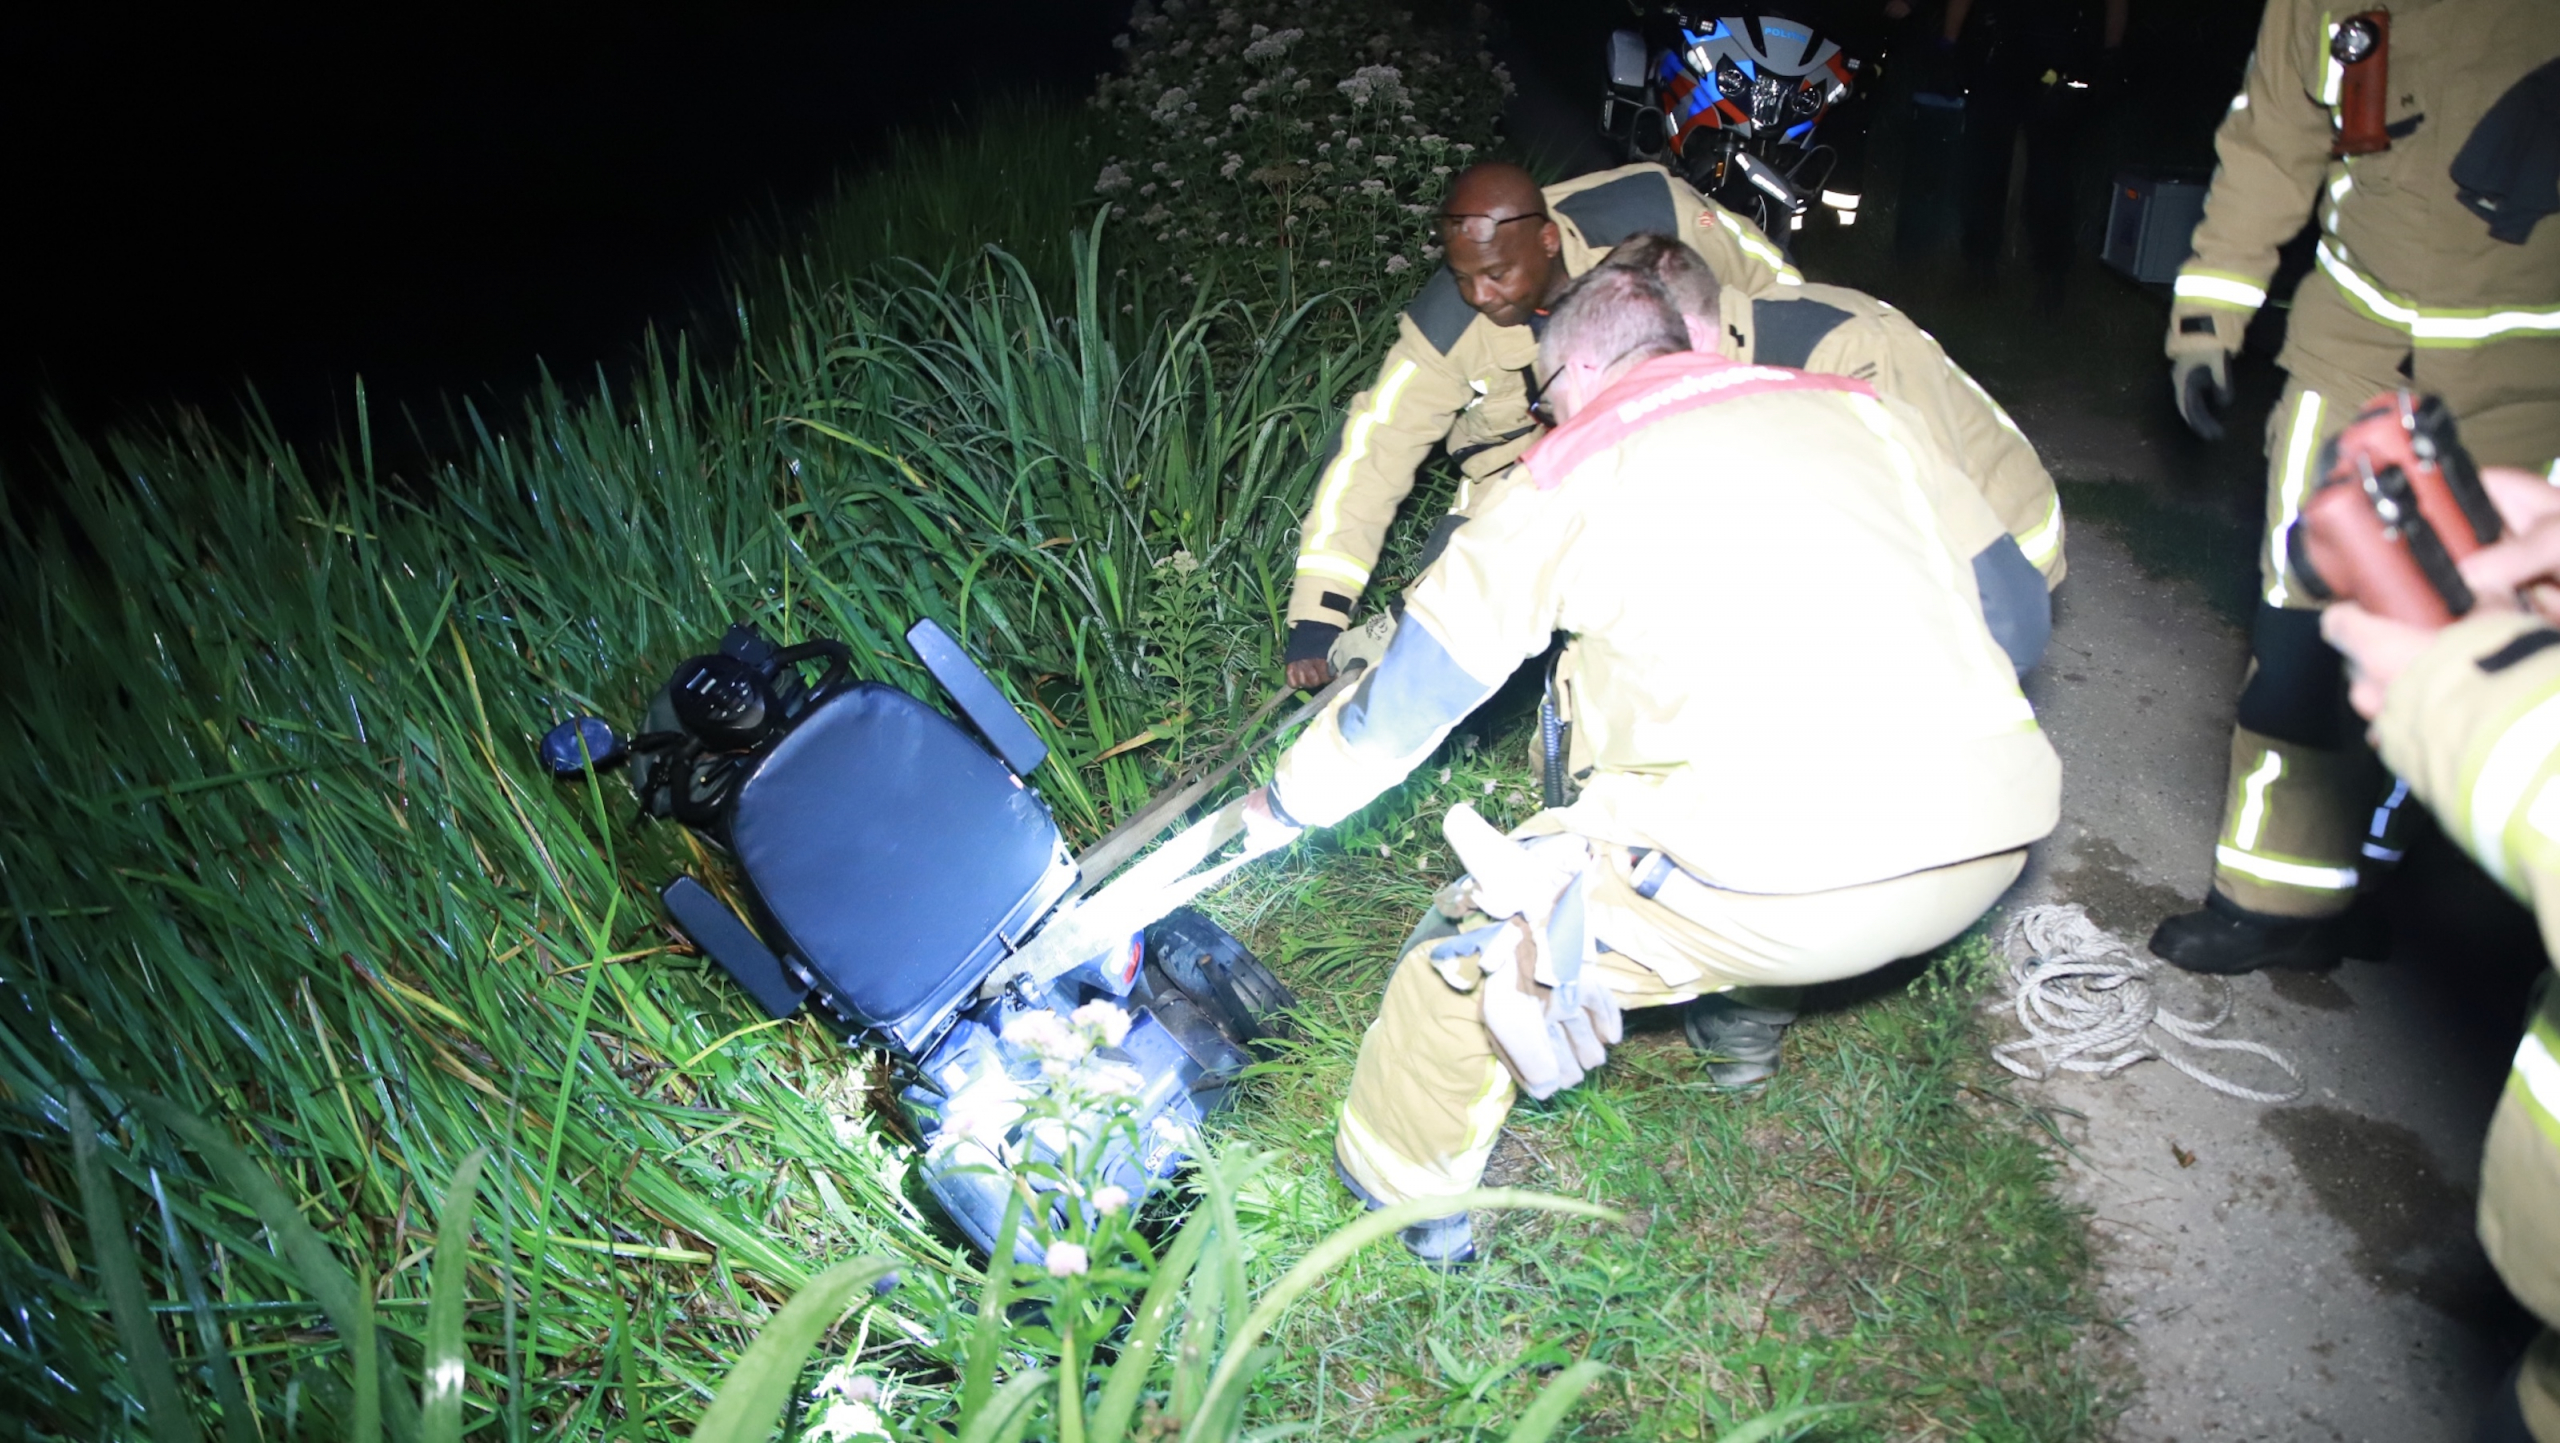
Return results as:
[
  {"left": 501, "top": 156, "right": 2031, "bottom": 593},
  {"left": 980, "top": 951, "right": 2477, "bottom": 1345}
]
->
[{"left": 730, "top": 683, "right": 1074, "bottom": 1052}]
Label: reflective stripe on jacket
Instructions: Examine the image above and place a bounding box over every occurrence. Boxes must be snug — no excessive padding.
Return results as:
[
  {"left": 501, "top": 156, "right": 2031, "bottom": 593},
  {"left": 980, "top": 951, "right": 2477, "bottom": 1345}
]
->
[{"left": 1271, "top": 352, "right": 2060, "bottom": 895}]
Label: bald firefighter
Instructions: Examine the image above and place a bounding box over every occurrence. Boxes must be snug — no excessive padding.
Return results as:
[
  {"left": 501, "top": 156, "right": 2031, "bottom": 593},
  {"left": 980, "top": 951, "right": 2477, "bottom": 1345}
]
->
[
  {"left": 2324, "top": 467, "right": 2560, "bottom": 1442},
  {"left": 1281, "top": 160, "right": 1801, "bottom": 690},
  {"left": 1241, "top": 264, "right": 2059, "bottom": 1266},
  {"left": 2153, "top": 0, "right": 2560, "bottom": 973}
]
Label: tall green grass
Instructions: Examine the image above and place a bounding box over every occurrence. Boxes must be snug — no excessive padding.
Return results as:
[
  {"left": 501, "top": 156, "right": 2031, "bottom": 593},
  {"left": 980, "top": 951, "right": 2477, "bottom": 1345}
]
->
[{"left": 0, "top": 217, "right": 1386, "bottom": 1438}]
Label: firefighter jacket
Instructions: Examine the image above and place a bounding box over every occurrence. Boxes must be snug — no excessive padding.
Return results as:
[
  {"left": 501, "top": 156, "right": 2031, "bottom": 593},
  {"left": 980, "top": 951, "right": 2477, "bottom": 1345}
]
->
[
  {"left": 1269, "top": 351, "right": 2061, "bottom": 896},
  {"left": 1287, "top": 164, "right": 1801, "bottom": 629},
  {"left": 2169, "top": 0, "right": 2560, "bottom": 367},
  {"left": 1715, "top": 280, "right": 2067, "bottom": 586},
  {"left": 2368, "top": 606, "right": 2560, "bottom": 1355}
]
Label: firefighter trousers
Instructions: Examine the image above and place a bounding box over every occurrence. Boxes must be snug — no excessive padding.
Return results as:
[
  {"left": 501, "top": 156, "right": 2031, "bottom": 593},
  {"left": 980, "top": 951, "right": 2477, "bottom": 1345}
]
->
[
  {"left": 1332, "top": 839, "right": 2027, "bottom": 1210},
  {"left": 2211, "top": 273, "right": 2560, "bottom": 919}
]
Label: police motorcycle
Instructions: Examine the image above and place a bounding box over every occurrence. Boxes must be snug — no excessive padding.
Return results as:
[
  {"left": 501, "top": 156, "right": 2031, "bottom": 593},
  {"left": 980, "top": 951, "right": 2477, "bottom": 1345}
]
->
[
  {"left": 538, "top": 619, "right": 1300, "bottom": 1258},
  {"left": 1599, "top": 9, "right": 1869, "bottom": 245}
]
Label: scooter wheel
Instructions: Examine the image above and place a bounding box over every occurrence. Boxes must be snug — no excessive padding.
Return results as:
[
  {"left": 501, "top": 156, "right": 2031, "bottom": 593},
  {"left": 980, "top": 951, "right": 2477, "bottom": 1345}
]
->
[{"left": 1143, "top": 909, "right": 1297, "bottom": 1045}]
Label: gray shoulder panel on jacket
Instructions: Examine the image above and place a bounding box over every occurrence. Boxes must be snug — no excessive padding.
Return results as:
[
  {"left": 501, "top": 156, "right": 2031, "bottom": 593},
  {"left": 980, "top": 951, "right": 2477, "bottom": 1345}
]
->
[
  {"left": 1404, "top": 266, "right": 1476, "bottom": 354},
  {"left": 1750, "top": 296, "right": 1855, "bottom": 369},
  {"left": 1553, "top": 173, "right": 1680, "bottom": 249}
]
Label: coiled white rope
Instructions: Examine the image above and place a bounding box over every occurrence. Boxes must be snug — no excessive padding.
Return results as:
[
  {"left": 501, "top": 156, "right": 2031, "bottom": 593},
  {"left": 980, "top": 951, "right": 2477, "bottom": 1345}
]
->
[{"left": 1992, "top": 904, "right": 2306, "bottom": 1104}]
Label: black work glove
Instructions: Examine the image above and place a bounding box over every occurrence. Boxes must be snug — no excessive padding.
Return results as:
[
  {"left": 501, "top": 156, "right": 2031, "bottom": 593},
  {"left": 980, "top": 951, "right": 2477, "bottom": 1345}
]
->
[
  {"left": 2172, "top": 351, "right": 2233, "bottom": 441},
  {"left": 1284, "top": 620, "right": 1340, "bottom": 666}
]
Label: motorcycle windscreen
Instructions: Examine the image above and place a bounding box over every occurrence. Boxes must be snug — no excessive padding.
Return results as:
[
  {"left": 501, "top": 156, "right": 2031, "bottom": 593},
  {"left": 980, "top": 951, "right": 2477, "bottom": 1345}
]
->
[{"left": 730, "top": 683, "right": 1071, "bottom": 1052}]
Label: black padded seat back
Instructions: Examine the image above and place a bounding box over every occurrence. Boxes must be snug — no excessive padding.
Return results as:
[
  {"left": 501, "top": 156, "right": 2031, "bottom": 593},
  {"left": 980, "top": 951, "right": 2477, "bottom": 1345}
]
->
[{"left": 731, "top": 683, "right": 1069, "bottom": 1053}]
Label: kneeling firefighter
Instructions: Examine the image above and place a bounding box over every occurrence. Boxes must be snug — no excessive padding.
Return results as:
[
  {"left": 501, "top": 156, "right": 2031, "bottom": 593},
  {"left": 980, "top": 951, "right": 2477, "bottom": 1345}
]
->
[{"left": 1242, "top": 263, "right": 2060, "bottom": 1266}]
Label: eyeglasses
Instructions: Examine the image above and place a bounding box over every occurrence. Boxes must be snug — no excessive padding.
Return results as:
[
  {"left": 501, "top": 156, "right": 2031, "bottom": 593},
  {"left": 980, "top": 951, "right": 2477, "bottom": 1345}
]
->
[{"left": 1438, "top": 210, "right": 1547, "bottom": 244}]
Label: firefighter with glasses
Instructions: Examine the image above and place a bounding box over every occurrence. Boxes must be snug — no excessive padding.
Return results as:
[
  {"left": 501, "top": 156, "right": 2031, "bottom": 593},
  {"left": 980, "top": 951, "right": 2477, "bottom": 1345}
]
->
[
  {"left": 1279, "top": 160, "right": 1799, "bottom": 691},
  {"left": 2154, "top": 0, "right": 2560, "bottom": 974}
]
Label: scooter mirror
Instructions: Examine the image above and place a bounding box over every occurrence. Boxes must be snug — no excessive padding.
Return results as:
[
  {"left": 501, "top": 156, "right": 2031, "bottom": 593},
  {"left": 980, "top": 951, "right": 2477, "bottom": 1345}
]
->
[{"left": 540, "top": 716, "right": 627, "bottom": 777}]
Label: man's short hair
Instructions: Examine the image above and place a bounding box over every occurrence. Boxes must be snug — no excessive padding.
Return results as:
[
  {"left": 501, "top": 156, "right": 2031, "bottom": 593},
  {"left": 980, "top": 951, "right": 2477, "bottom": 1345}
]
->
[
  {"left": 1593, "top": 232, "right": 1719, "bottom": 327},
  {"left": 1538, "top": 264, "right": 1689, "bottom": 381}
]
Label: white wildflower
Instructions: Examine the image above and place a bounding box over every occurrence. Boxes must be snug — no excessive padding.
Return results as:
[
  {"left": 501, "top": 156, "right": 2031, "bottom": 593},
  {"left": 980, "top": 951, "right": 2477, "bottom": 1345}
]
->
[
  {"left": 1221, "top": 153, "right": 1244, "bottom": 178},
  {"left": 1072, "top": 998, "right": 1136, "bottom": 1043},
  {"left": 1345, "top": 136, "right": 1362, "bottom": 151},
  {"left": 1385, "top": 254, "right": 1411, "bottom": 274},
  {"left": 1095, "top": 163, "right": 1132, "bottom": 195},
  {"left": 1092, "top": 1184, "right": 1132, "bottom": 1214},
  {"left": 1139, "top": 182, "right": 1158, "bottom": 197},
  {"left": 1374, "top": 153, "right": 1397, "bottom": 168},
  {"left": 1242, "top": 26, "right": 1302, "bottom": 63},
  {"left": 1230, "top": 103, "right": 1249, "bottom": 122},
  {"left": 1003, "top": 1009, "right": 1090, "bottom": 1066},
  {"left": 1045, "top": 1240, "right": 1090, "bottom": 1277}
]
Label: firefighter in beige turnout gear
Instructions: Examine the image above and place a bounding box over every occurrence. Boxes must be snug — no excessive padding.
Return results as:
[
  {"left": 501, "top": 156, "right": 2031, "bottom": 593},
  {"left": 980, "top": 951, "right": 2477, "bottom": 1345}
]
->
[
  {"left": 1281, "top": 161, "right": 1799, "bottom": 689},
  {"left": 1242, "top": 266, "right": 2060, "bottom": 1264},
  {"left": 2322, "top": 466, "right": 2560, "bottom": 1441},
  {"left": 2152, "top": 0, "right": 2560, "bottom": 974}
]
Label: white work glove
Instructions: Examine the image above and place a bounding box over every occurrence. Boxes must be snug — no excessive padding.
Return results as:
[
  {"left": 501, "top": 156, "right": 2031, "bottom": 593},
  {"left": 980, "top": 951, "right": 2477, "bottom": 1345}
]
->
[
  {"left": 1466, "top": 917, "right": 1624, "bottom": 1100},
  {"left": 1327, "top": 611, "right": 1399, "bottom": 676},
  {"left": 1434, "top": 805, "right": 1623, "bottom": 1100}
]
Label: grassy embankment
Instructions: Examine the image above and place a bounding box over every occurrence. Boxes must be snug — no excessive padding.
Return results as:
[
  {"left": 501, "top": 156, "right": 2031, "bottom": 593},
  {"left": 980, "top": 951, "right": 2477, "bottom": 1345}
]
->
[{"left": 0, "top": 15, "right": 2111, "bottom": 1443}]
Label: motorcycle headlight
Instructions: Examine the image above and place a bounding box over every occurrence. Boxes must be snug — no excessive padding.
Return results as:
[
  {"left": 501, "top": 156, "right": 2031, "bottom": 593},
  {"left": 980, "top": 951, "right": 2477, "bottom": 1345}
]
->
[
  {"left": 1714, "top": 57, "right": 1749, "bottom": 98},
  {"left": 1788, "top": 81, "right": 1824, "bottom": 119}
]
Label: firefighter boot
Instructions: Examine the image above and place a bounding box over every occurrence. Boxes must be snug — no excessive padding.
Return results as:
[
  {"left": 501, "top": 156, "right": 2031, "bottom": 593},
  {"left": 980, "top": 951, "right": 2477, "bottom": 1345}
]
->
[
  {"left": 1333, "top": 1156, "right": 1476, "bottom": 1271},
  {"left": 2147, "top": 892, "right": 2346, "bottom": 976},
  {"left": 1682, "top": 987, "right": 1802, "bottom": 1090}
]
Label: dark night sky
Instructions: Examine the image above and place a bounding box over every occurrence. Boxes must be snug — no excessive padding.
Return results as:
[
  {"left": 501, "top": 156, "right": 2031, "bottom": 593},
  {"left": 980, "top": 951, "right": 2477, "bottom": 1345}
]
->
[{"left": 1, "top": 2, "right": 1127, "bottom": 466}]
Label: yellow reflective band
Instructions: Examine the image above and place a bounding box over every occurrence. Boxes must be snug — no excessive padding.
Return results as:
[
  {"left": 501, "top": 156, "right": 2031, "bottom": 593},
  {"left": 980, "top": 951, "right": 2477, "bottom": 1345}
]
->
[
  {"left": 2018, "top": 493, "right": 2065, "bottom": 567},
  {"left": 1715, "top": 209, "right": 1803, "bottom": 285},
  {"left": 1820, "top": 189, "right": 1860, "bottom": 210},
  {"left": 2215, "top": 844, "right": 2359, "bottom": 892},
  {"left": 1954, "top": 368, "right": 2029, "bottom": 440},
  {"left": 2174, "top": 272, "right": 2270, "bottom": 310},
  {"left": 2267, "top": 389, "right": 2327, "bottom": 606},
  {"left": 1302, "top": 358, "right": 1421, "bottom": 567},
  {"left": 2233, "top": 748, "right": 2283, "bottom": 849},
  {"left": 2316, "top": 240, "right": 2560, "bottom": 345},
  {"left": 1295, "top": 551, "right": 1373, "bottom": 587},
  {"left": 2466, "top": 690, "right": 2560, "bottom": 887},
  {"left": 2526, "top": 776, "right": 2560, "bottom": 848},
  {"left": 2328, "top": 171, "right": 2352, "bottom": 203},
  {"left": 2320, "top": 16, "right": 2344, "bottom": 106},
  {"left": 2513, "top": 1025, "right": 2560, "bottom": 1145}
]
